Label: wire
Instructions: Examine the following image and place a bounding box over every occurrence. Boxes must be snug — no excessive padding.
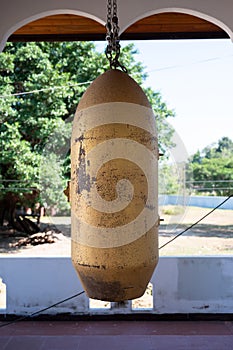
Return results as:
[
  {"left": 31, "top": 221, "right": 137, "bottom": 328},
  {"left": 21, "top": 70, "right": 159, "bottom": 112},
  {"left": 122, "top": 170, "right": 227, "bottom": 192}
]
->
[
  {"left": 159, "top": 194, "right": 232, "bottom": 250},
  {"left": 1, "top": 188, "right": 38, "bottom": 191},
  {"left": 147, "top": 54, "right": 233, "bottom": 74},
  {"left": 0, "top": 180, "right": 32, "bottom": 182},
  {"left": 1, "top": 53, "right": 233, "bottom": 99},
  {"left": 0, "top": 81, "right": 92, "bottom": 99},
  {"left": 0, "top": 290, "right": 85, "bottom": 329},
  {"left": 186, "top": 180, "right": 233, "bottom": 183}
]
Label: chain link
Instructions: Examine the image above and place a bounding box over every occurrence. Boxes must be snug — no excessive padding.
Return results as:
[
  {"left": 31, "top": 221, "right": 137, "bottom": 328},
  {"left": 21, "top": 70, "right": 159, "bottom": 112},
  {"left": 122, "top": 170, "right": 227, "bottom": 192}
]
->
[{"left": 105, "top": 0, "right": 127, "bottom": 72}]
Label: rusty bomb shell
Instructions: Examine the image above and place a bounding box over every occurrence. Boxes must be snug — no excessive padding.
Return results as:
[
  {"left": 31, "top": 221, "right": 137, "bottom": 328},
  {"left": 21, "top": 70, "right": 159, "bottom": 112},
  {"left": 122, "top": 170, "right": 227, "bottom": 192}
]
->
[{"left": 71, "top": 69, "right": 159, "bottom": 301}]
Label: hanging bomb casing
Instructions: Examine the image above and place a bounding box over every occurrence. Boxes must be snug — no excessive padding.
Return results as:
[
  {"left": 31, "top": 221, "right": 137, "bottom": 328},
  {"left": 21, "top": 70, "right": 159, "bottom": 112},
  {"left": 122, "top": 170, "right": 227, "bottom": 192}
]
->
[{"left": 71, "top": 69, "right": 159, "bottom": 301}]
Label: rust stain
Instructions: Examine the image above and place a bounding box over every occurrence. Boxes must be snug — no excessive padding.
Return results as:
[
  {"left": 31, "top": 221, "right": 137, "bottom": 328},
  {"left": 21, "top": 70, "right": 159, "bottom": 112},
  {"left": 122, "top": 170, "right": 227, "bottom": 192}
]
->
[
  {"left": 77, "top": 158, "right": 148, "bottom": 228},
  {"left": 79, "top": 123, "right": 158, "bottom": 154},
  {"left": 78, "top": 263, "right": 106, "bottom": 270},
  {"left": 78, "top": 271, "right": 127, "bottom": 301}
]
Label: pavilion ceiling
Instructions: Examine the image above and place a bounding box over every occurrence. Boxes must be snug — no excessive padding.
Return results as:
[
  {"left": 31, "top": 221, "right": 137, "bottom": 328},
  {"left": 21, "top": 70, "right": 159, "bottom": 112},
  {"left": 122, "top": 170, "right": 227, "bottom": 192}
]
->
[{"left": 9, "top": 12, "right": 228, "bottom": 42}]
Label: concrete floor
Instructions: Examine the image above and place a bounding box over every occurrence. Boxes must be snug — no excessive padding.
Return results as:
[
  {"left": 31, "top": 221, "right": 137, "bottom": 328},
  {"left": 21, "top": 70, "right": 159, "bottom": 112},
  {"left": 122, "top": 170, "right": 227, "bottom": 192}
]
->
[{"left": 0, "top": 320, "right": 233, "bottom": 349}]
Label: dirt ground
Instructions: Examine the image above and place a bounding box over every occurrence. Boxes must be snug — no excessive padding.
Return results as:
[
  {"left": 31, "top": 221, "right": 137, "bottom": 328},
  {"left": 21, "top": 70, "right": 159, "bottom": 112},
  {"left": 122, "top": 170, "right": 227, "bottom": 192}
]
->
[
  {"left": 159, "top": 205, "right": 233, "bottom": 256},
  {"left": 0, "top": 206, "right": 232, "bottom": 257}
]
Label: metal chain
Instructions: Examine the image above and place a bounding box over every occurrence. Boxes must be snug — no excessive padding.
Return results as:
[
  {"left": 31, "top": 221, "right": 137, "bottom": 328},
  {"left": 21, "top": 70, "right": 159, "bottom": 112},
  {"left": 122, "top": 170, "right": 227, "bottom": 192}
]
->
[{"left": 105, "top": 0, "right": 127, "bottom": 72}]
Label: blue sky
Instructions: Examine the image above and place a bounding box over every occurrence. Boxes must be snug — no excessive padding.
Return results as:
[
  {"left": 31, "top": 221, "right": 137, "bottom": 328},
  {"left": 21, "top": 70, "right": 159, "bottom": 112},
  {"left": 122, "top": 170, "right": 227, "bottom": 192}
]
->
[{"left": 96, "top": 39, "right": 233, "bottom": 157}]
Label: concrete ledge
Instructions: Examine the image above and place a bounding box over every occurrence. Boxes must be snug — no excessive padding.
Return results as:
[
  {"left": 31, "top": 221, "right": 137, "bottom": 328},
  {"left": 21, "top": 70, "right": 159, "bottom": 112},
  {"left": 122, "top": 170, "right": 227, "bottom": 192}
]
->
[{"left": 0, "top": 257, "right": 233, "bottom": 315}]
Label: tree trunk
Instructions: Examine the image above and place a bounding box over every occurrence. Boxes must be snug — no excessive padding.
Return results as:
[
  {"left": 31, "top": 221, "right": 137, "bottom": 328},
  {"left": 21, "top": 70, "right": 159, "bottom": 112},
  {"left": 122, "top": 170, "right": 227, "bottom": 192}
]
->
[
  {"left": 0, "top": 193, "right": 17, "bottom": 227},
  {"left": 0, "top": 193, "right": 40, "bottom": 235}
]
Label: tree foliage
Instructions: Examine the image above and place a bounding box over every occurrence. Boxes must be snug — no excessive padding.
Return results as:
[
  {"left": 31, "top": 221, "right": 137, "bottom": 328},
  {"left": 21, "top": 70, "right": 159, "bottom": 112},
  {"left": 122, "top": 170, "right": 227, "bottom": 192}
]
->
[
  {"left": 0, "top": 41, "right": 175, "bottom": 222},
  {"left": 187, "top": 137, "right": 233, "bottom": 196}
]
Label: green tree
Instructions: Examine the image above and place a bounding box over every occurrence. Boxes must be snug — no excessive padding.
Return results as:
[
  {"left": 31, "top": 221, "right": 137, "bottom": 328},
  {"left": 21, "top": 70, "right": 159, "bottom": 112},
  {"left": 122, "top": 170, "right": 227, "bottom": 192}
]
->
[
  {"left": 187, "top": 137, "right": 233, "bottom": 196},
  {"left": 0, "top": 41, "right": 175, "bottom": 228},
  {"left": 159, "top": 162, "right": 180, "bottom": 195},
  {"left": 145, "top": 87, "right": 175, "bottom": 155}
]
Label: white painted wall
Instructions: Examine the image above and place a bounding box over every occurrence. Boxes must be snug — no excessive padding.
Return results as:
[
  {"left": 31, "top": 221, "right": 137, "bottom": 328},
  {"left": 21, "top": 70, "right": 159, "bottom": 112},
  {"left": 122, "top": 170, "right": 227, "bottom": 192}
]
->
[
  {"left": 1, "top": 0, "right": 233, "bottom": 51},
  {"left": 160, "top": 195, "right": 233, "bottom": 209},
  {"left": 0, "top": 257, "right": 232, "bottom": 315}
]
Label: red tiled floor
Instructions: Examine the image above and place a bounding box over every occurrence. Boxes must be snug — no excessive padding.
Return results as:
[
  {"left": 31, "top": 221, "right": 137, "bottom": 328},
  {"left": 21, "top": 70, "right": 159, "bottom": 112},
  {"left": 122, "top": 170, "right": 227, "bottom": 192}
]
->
[{"left": 0, "top": 320, "right": 233, "bottom": 350}]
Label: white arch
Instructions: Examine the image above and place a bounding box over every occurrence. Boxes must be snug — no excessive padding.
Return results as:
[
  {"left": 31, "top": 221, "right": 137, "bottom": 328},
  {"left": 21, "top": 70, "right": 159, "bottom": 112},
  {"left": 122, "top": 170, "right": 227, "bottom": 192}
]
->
[
  {"left": 0, "top": 9, "right": 105, "bottom": 52},
  {"left": 120, "top": 7, "right": 233, "bottom": 40}
]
